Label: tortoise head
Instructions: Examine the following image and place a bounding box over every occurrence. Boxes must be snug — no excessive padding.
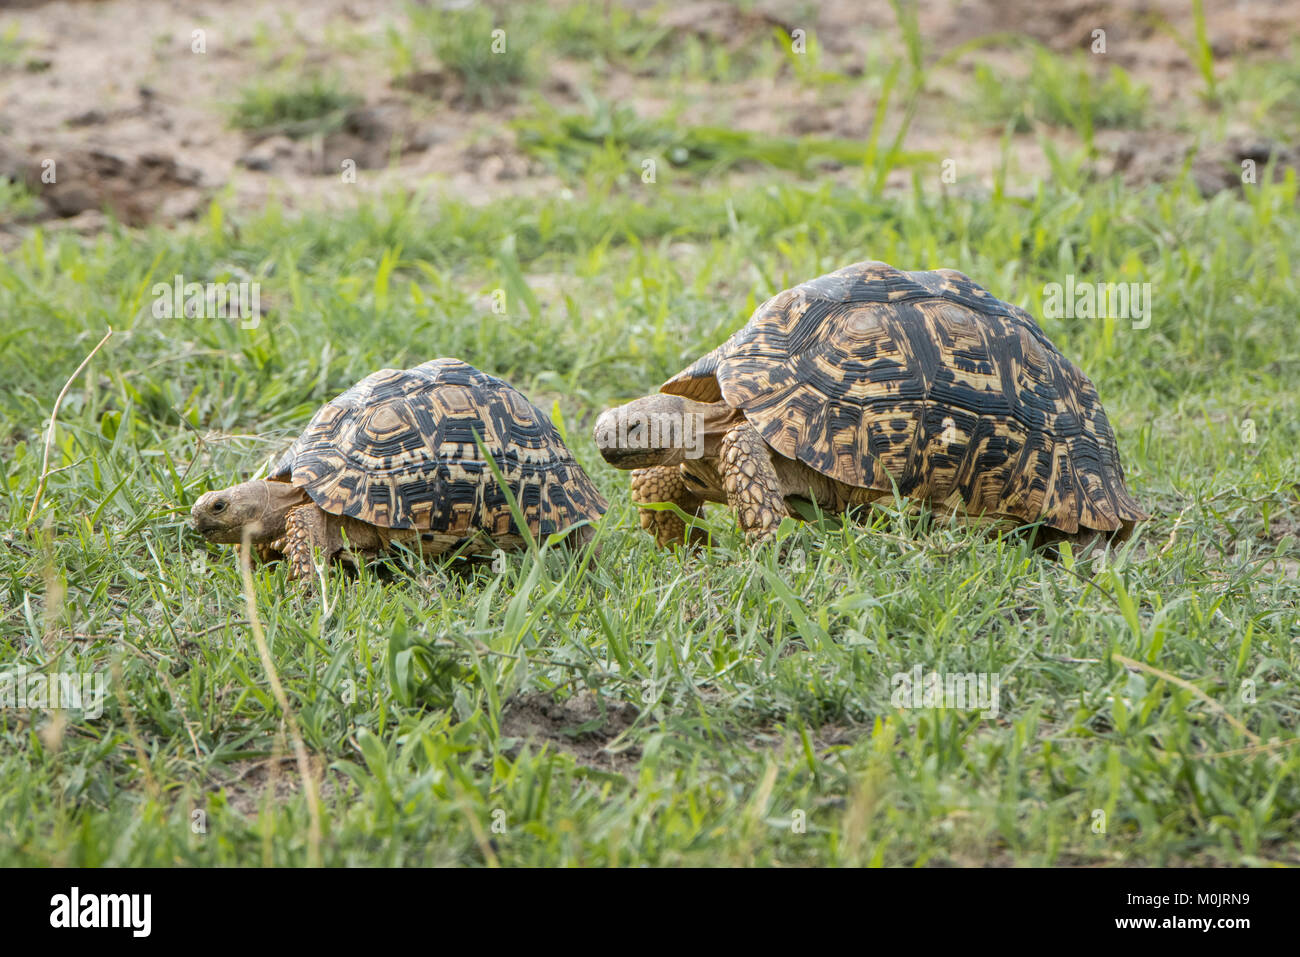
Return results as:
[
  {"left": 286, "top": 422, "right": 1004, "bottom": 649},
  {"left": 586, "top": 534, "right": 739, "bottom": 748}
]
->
[
  {"left": 190, "top": 479, "right": 308, "bottom": 544},
  {"left": 594, "top": 394, "right": 738, "bottom": 469}
]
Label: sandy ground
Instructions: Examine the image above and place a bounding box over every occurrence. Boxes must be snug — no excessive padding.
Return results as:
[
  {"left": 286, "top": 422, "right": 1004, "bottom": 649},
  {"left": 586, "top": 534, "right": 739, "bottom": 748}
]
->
[{"left": 0, "top": 0, "right": 1296, "bottom": 240}]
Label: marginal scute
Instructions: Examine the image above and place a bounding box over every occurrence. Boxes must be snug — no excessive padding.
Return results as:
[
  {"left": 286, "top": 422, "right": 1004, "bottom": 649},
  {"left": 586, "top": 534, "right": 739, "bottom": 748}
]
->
[
  {"left": 660, "top": 346, "right": 725, "bottom": 402},
  {"left": 660, "top": 261, "right": 1147, "bottom": 535}
]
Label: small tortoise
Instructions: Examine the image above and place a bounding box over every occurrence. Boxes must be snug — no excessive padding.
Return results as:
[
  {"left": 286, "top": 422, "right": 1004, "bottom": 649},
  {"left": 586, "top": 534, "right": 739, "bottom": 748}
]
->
[
  {"left": 192, "top": 358, "right": 606, "bottom": 581},
  {"left": 594, "top": 261, "right": 1147, "bottom": 548}
]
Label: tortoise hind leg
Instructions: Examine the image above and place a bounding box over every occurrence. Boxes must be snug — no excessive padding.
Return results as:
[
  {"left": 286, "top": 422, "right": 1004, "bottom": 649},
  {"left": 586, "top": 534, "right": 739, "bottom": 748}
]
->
[
  {"left": 284, "top": 503, "right": 335, "bottom": 583},
  {"left": 719, "top": 422, "right": 786, "bottom": 544},
  {"left": 630, "top": 466, "right": 706, "bottom": 548}
]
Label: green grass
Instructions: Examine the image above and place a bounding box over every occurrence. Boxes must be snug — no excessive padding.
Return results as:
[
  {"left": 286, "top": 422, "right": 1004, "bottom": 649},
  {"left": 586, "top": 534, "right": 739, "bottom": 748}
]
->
[
  {"left": 1, "top": 150, "right": 1297, "bottom": 864},
  {"left": 2, "top": 1, "right": 1299, "bottom": 865},
  {"left": 228, "top": 75, "right": 361, "bottom": 138},
  {"left": 972, "top": 48, "right": 1150, "bottom": 145},
  {"left": 0, "top": 178, "right": 40, "bottom": 222},
  {"left": 529, "top": 0, "right": 671, "bottom": 64},
  {"left": 396, "top": 3, "right": 533, "bottom": 108},
  {"left": 0, "top": 23, "right": 25, "bottom": 69},
  {"left": 388, "top": 0, "right": 806, "bottom": 95},
  {"left": 1156, "top": 0, "right": 1219, "bottom": 105},
  {"left": 1220, "top": 43, "right": 1300, "bottom": 136},
  {"left": 514, "top": 96, "right": 929, "bottom": 188}
]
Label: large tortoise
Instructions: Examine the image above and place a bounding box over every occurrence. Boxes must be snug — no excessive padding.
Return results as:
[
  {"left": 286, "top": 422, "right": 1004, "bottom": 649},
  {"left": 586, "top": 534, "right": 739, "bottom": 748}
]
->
[
  {"left": 594, "top": 261, "right": 1147, "bottom": 548},
  {"left": 192, "top": 358, "right": 606, "bottom": 581}
]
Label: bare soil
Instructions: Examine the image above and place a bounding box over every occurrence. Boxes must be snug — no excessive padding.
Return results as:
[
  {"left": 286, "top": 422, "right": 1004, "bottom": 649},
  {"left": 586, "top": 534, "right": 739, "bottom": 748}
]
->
[
  {"left": 212, "top": 755, "right": 347, "bottom": 819},
  {"left": 499, "top": 689, "right": 641, "bottom": 771},
  {"left": 0, "top": 0, "right": 1295, "bottom": 237}
]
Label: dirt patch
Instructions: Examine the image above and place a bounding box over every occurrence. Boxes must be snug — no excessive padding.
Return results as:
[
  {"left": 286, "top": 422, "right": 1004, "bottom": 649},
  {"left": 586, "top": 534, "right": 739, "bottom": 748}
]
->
[
  {"left": 1243, "top": 509, "right": 1300, "bottom": 581},
  {"left": 615, "top": 0, "right": 1300, "bottom": 198},
  {"left": 0, "top": 0, "right": 559, "bottom": 240},
  {"left": 233, "top": 102, "right": 446, "bottom": 176},
  {"left": 654, "top": 0, "right": 795, "bottom": 46},
  {"left": 1103, "top": 131, "right": 1298, "bottom": 195},
  {"left": 211, "top": 756, "right": 347, "bottom": 819},
  {"left": 814, "top": 0, "right": 1298, "bottom": 62},
  {"left": 499, "top": 689, "right": 641, "bottom": 772},
  {"left": 746, "top": 718, "right": 864, "bottom": 755},
  {"left": 1, "top": 142, "right": 206, "bottom": 226},
  {"left": 0, "top": 0, "right": 1296, "bottom": 241}
]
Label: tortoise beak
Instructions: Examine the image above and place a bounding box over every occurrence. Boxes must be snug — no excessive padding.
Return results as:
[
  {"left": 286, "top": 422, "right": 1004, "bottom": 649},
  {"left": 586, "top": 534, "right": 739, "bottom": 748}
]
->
[
  {"left": 190, "top": 492, "right": 223, "bottom": 536},
  {"left": 593, "top": 409, "right": 644, "bottom": 467},
  {"left": 593, "top": 409, "right": 622, "bottom": 462}
]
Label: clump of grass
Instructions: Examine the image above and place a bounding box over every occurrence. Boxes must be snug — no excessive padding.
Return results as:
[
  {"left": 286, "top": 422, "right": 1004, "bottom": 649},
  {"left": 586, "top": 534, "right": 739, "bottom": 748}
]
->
[
  {"left": 771, "top": 26, "right": 849, "bottom": 88},
  {"left": 0, "top": 24, "right": 24, "bottom": 69},
  {"left": 514, "top": 97, "right": 930, "bottom": 186},
  {"left": 402, "top": 4, "right": 532, "bottom": 108},
  {"left": 228, "top": 75, "right": 360, "bottom": 138},
  {"left": 1156, "top": 0, "right": 1218, "bottom": 104},
  {"left": 1220, "top": 43, "right": 1300, "bottom": 134},
  {"left": 531, "top": 0, "right": 669, "bottom": 63},
  {"left": 0, "top": 178, "right": 41, "bottom": 221},
  {"left": 973, "top": 48, "right": 1150, "bottom": 144}
]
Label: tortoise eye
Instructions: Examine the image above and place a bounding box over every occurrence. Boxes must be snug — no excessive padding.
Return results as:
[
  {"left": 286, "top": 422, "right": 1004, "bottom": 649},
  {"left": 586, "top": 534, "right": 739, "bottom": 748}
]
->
[{"left": 211, "top": 500, "right": 226, "bottom": 513}]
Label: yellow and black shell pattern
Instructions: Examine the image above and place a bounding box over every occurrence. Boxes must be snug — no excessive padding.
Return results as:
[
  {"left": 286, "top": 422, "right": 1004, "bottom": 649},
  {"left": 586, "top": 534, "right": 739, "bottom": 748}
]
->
[
  {"left": 662, "top": 261, "right": 1147, "bottom": 536},
  {"left": 270, "top": 358, "right": 606, "bottom": 541}
]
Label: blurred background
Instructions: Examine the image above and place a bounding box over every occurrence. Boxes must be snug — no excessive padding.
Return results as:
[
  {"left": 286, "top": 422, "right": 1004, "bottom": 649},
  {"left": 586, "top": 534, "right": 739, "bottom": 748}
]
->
[{"left": 1, "top": 0, "right": 1296, "bottom": 236}]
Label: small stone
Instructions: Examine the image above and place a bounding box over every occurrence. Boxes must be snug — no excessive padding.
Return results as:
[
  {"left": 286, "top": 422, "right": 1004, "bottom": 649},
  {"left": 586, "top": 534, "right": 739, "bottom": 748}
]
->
[
  {"left": 67, "top": 109, "right": 107, "bottom": 127},
  {"left": 237, "top": 135, "right": 296, "bottom": 173}
]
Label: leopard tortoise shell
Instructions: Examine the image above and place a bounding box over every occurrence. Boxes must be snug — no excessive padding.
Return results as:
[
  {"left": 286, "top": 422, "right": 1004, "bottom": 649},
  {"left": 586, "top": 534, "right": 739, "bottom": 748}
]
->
[
  {"left": 593, "top": 261, "right": 1148, "bottom": 548},
  {"left": 192, "top": 358, "right": 606, "bottom": 582}
]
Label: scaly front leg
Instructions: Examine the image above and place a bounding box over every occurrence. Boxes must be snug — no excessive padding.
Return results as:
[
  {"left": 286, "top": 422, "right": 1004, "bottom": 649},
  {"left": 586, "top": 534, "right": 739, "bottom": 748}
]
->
[
  {"left": 284, "top": 503, "right": 332, "bottom": 584},
  {"left": 719, "top": 422, "right": 786, "bottom": 543},
  {"left": 630, "top": 466, "right": 706, "bottom": 548}
]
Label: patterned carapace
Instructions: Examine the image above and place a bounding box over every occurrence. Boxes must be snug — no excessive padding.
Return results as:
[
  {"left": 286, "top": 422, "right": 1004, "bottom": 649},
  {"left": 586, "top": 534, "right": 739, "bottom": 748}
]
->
[
  {"left": 662, "top": 261, "right": 1147, "bottom": 535},
  {"left": 271, "top": 358, "right": 606, "bottom": 542}
]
